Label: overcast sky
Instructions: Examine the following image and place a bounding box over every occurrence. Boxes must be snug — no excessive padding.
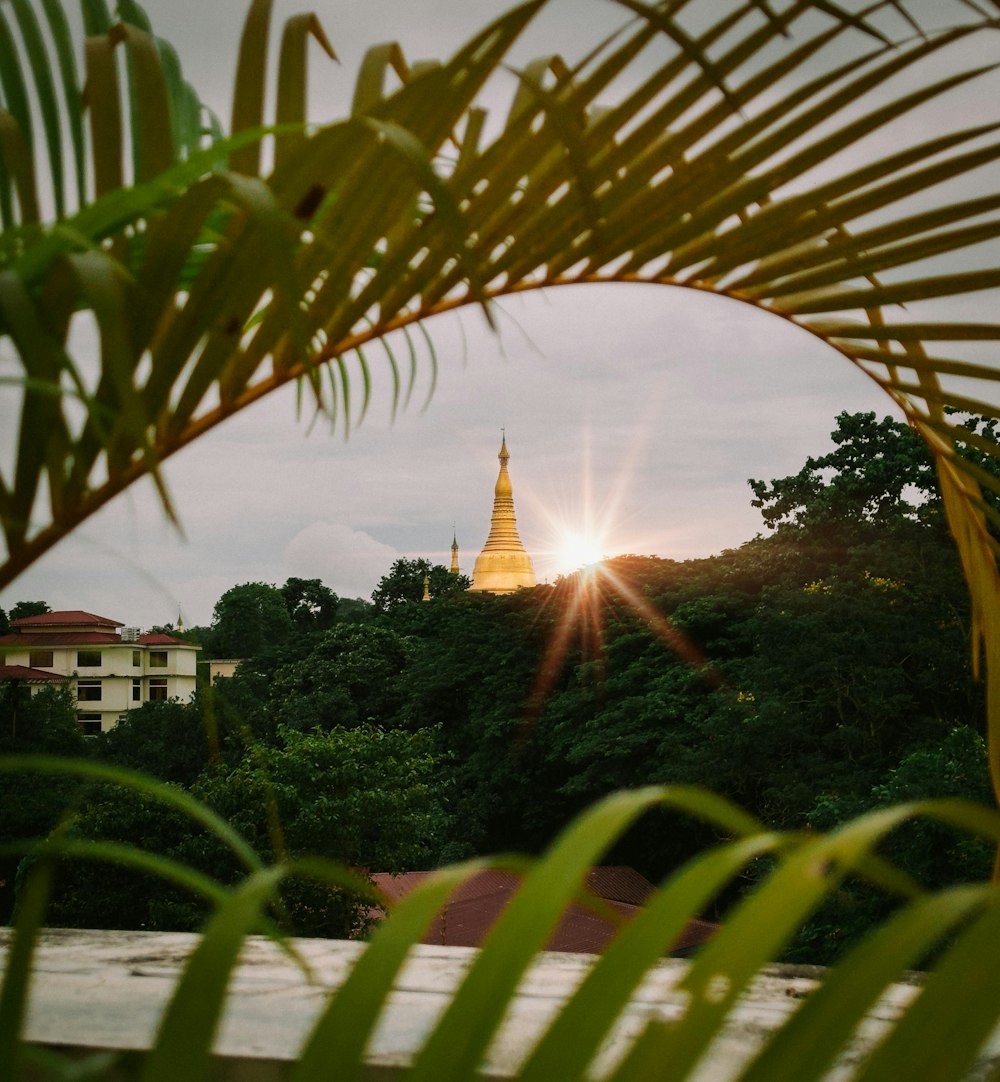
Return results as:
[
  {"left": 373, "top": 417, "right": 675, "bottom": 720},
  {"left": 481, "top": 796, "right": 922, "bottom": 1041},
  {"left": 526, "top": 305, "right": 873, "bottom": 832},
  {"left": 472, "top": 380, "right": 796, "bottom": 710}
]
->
[{"left": 2, "top": 0, "right": 991, "bottom": 628}]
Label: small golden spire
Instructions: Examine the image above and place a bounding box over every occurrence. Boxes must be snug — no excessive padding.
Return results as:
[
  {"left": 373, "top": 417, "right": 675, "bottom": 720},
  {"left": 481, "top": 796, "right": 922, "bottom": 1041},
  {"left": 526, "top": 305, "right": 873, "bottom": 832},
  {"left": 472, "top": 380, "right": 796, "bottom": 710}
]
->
[
  {"left": 450, "top": 528, "right": 461, "bottom": 576},
  {"left": 421, "top": 572, "right": 431, "bottom": 602}
]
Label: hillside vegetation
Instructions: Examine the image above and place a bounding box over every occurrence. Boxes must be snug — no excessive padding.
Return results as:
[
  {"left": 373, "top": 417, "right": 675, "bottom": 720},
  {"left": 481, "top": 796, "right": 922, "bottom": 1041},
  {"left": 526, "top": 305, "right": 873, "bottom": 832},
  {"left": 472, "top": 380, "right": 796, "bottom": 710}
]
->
[{"left": 6, "top": 414, "right": 990, "bottom": 962}]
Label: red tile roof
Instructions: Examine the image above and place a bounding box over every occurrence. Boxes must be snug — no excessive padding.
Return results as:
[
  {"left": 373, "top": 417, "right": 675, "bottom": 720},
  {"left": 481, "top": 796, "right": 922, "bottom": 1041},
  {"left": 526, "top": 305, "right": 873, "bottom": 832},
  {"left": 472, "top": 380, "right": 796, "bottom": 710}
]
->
[
  {"left": 10, "top": 610, "right": 122, "bottom": 629},
  {"left": 0, "top": 664, "right": 68, "bottom": 683},
  {"left": 584, "top": 865, "right": 657, "bottom": 906},
  {"left": 0, "top": 632, "right": 124, "bottom": 647},
  {"left": 368, "top": 866, "right": 717, "bottom": 956},
  {"left": 138, "top": 633, "right": 196, "bottom": 647},
  {"left": 0, "top": 631, "right": 196, "bottom": 649}
]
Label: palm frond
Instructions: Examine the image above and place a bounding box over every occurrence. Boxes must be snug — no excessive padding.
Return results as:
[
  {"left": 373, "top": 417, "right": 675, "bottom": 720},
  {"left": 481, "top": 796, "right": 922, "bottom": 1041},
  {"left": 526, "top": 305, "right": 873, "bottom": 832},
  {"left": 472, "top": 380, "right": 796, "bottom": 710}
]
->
[{"left": 5, "top": 763, "right": 1000, "bottom": 1081}]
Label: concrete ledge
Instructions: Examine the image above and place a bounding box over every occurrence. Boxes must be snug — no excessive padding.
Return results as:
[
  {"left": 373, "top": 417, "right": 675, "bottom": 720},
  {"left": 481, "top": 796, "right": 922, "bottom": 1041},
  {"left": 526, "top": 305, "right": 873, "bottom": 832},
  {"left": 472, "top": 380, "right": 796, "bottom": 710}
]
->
[{"left": 0, "top": 928, "right": 966, "bottom": 1080}]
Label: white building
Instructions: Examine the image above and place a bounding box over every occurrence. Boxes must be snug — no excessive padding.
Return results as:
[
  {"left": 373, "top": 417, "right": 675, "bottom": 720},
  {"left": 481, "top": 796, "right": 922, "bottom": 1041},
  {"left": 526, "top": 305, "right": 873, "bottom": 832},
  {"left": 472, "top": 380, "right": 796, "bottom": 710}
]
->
[{"left": 0, "top": 611, "right": 199, "bottom": 734}]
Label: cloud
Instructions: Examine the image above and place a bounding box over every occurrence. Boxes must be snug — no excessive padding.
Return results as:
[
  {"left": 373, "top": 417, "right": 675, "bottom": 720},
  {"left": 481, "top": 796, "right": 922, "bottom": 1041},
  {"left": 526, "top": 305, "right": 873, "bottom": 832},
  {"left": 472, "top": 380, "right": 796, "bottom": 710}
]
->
[{"left": 283, "top": 523, "right": 401, "bottom": 600}]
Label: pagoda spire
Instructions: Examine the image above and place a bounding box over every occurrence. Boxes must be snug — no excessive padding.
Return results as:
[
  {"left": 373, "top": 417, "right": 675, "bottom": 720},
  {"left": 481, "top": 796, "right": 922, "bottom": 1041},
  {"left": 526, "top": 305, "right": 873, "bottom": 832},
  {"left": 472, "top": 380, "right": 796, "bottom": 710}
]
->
[
  {"left": 450, "top": 528, "right": 461, "bottom": 576},
  {"left": 470, "top": 433, "right": 536, "bottom": 594}
]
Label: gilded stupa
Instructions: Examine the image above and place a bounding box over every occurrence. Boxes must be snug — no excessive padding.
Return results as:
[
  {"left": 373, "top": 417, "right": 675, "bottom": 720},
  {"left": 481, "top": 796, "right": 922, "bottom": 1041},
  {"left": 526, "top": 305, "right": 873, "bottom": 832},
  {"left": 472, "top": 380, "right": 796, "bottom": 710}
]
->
[{"left": 470, "top": 434, "right": 536, "bottom": 594}]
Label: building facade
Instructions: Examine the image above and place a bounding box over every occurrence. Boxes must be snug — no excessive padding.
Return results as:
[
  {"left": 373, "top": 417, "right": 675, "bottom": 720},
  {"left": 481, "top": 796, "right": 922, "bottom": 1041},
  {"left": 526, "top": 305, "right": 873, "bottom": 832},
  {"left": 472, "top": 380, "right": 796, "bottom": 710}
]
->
[{"left": 0, "top": 611, "right": 199, "bottom": 734}]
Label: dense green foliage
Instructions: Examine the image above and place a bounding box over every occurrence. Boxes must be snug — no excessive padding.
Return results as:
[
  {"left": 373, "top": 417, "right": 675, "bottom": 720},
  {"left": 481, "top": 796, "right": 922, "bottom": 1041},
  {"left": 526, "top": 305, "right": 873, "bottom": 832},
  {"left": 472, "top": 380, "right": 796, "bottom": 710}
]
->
[
  {"left": 6, "top": 414, "right": 990, "bottom": 961},
  {"left": 372, "top": 558, "right": 471, "bottom": 613},
  {"left": 0, "top": 686, "right": 85, "bottom": 920},
  {"left": 186, "top": 577, "right": 369, "bottom": 660},
  {"left": 42, "top": 721, "right": 446, "bottom": 936}
]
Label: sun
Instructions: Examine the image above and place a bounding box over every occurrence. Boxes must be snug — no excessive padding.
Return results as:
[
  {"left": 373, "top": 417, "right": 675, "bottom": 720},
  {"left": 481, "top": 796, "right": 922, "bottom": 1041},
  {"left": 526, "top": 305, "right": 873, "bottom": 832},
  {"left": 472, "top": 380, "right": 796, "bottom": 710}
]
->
[{"left": 555, "top": 529, "right": 605, "bottom": 573}]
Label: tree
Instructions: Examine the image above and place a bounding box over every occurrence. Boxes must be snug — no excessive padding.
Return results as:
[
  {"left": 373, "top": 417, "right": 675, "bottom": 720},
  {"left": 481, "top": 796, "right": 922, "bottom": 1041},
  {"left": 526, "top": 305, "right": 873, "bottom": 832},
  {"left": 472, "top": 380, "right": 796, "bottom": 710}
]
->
[
  {"left": 8, "top": 601, "right": 51, "bottom": 622},
  {"left": 266, "top": 625, "right": 413, "bottom": 731},
  {"left": 749, "top": 412, "right": 939, "bottom": 531},
  {"left": 795, "top": 726, "right": 996, "bottom": 964},
  {"left": 195, "top": 726, "right": 447, "bottom": 873},
  {"left": 372, "top": 558, "right": 470, "bottom": 613},
  {"left": 0, "top": 685, "right": 85, "bottom": 921},
  {"left": 210, "top": 583, "right": 294, "bottom": 659},
  {"left": 810, "top": 726, "right": 994, "bottom": 889},
  {"left": 336, "top": 597, "right": 374, "bottom": 624},
  {"left": 94, "top": 699, "right": 215, "bottom": 787},
  {"left": 47, "top": 723, "right": 449, "bottom": 937},
  {"left": 192, "top": 725, "right": 448, "bottom": 936},
  {"left": 43, "top": 787, "right": 200, "bottom": 933},
  {"left": 0, "top": 683, "right": 81, "bottom": 755},
  {"left": 279, "top": 578, "right": 339, "bottom": 634}
]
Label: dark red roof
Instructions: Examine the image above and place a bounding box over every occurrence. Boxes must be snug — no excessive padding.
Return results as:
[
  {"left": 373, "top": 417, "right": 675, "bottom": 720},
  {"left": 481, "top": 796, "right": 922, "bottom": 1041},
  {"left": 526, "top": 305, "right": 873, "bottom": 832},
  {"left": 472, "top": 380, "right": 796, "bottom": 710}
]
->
[
  {"left": 138, "top": 633, "right": 196, "bottom": 647},
  {"left": 368, "top": 866, "right": 717, "bottom": 956},
  {"left": 0, "top": 631, "right": 196, "bottom": 650},
  {"left": 0, "top": 632, "right": 124, "bottom": 647},
  {"left": 10, "top": 610, "right": 122, "bottom": 629},
  {"left": 585, "top": 865, "right": 657, "bottom": 906},
  {"left": 0, "top": 664, "right": 68, "bottom": 682},
  {"left": 670, "top": 917, "right": 719, "bottom": 955}
]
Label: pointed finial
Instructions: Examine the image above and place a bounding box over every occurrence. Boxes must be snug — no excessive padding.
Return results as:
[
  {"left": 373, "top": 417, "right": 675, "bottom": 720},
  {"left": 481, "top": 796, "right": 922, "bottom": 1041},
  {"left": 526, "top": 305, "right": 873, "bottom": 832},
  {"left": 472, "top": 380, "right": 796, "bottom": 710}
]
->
[{"left": 422, "top": 572, "right": 431, "bottom": 602}]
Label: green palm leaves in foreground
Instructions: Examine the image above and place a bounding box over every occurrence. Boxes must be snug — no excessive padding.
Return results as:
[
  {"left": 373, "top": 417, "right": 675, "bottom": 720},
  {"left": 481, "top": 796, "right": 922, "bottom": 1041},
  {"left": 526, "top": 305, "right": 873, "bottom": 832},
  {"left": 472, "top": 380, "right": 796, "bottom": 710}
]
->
[
  {"left": 4, "top": 760, "right": 1000, "bottom": 1081},
  {"left": 7, "top": 2, "right": 1000, "bottom": 1080}
]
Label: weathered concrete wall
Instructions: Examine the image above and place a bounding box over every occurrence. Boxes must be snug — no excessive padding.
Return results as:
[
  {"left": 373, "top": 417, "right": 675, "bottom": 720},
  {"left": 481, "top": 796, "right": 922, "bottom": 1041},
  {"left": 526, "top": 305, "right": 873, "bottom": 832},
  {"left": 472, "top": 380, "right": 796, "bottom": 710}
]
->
[{"left": 0, "top": 928, "right": 975, "bottom": 1080}]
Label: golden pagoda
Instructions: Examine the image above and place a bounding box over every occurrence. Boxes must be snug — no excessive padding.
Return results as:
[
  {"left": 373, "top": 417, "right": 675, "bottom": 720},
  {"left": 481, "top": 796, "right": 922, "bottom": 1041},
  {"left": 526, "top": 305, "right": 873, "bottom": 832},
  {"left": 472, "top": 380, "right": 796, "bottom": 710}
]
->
[{"left": 470, "top": 434, "right": 536, "bottom": 594}]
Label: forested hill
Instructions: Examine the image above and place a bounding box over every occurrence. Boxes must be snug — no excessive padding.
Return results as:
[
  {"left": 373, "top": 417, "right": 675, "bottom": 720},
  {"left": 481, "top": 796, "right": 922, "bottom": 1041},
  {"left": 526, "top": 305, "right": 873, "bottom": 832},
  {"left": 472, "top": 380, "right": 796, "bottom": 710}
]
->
[{"left": 2, "top": 413, "right": 993, "bottom": 961}]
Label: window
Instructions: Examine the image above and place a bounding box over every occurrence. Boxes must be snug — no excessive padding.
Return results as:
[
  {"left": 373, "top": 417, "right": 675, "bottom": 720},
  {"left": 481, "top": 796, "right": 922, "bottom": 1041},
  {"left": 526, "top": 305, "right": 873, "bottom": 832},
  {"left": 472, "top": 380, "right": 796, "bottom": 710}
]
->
[
  {"left": 29, "top": 650, "right": 53, "bottom": 668},
  {"left": 78, "top": 713, "right": 102, "bottom": 736},
  {"left": 132, "top": 650, "right": 141, "bottom": 667},
  {"left": 148, "top": 650, "right": 168, "bottom": 668},
  {"left": 77, "top": 679, "right": 101, "bottom": 701},
  {"left": 77, "top": 650, "right": 101, "bottom": 667},
  {"left": 132, "top": 678, "right": 141, "bottom": 702},
  {"left": 149, "top": 678, "right": 168, "bottom": 701}
]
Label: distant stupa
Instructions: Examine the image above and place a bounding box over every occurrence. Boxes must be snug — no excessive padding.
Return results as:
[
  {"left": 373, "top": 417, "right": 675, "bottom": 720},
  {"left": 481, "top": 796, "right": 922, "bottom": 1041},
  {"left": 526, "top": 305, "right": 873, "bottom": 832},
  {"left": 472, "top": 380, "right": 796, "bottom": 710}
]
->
[{"left": 470, "top": 434, "right": 536, "bottom": 594}]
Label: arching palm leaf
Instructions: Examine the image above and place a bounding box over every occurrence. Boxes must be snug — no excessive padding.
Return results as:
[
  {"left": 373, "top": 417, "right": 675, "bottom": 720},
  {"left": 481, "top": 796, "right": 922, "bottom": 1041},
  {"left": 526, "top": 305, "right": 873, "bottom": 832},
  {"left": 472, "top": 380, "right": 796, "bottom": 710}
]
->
[
  {"left": 7, "top": 12, "right": 1000, "bottom": 1082},
  {"left": 4, "top": 0, "right": 1000, "bottom": 789}
]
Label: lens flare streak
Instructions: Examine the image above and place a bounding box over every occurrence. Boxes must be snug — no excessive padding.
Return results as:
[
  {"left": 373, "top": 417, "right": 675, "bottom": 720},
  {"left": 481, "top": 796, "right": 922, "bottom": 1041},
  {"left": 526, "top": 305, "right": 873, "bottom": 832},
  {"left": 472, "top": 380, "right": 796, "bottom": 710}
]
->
[{"left": 523, "top": 560, "right": 722, "bottom": 733}]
